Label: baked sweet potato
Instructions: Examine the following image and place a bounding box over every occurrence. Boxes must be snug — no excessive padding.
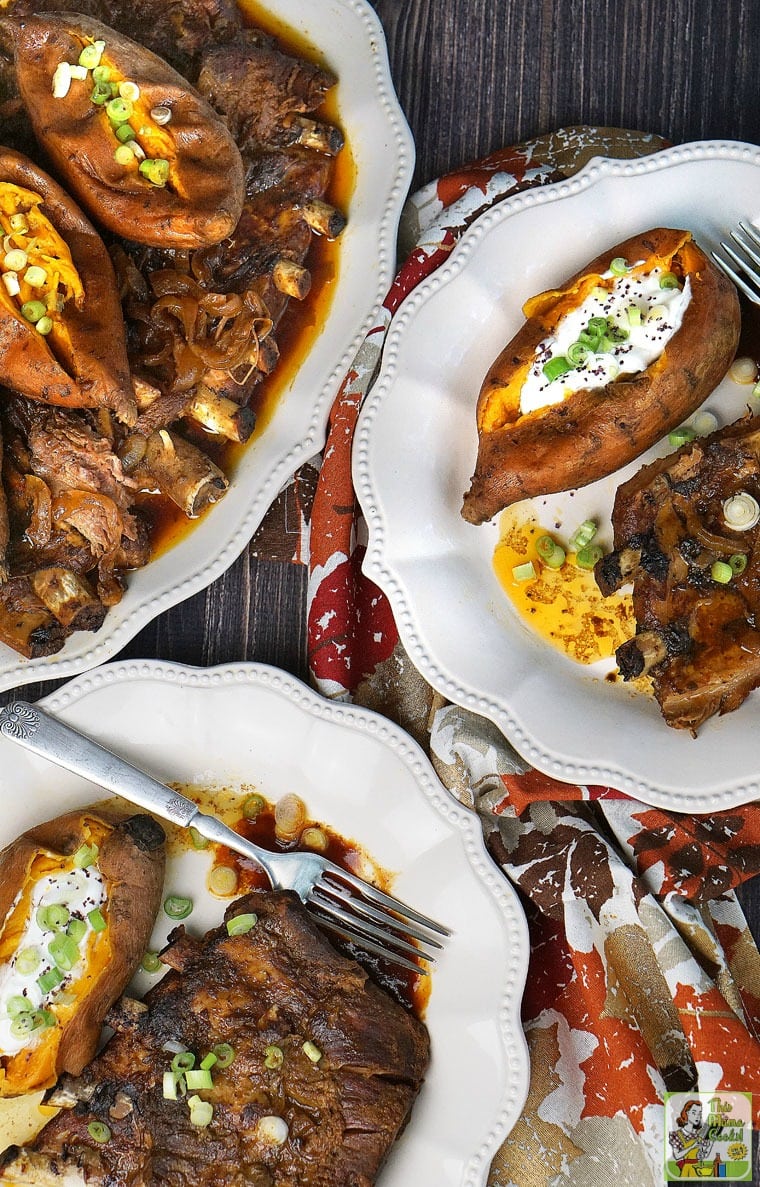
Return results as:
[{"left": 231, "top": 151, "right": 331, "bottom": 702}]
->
[
  {"left": 10, "top": 13, "right": 245, "bottom": 249},
  {"left": 0, "top": 807, "right": 165, "bottom": 1096},
  {"left": 461, "top": 227, "right": 741, "bottom": 524},
  {"left": 0, "top": 148, "right": 136, "bottom": 424}
]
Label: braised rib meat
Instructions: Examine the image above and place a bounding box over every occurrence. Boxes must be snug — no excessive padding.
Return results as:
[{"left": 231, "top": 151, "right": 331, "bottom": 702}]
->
[
  {"left": 0, "top": 891, "right": 429, "bottom": 1186},
  {"left": 0, "top": 0, "right": 346, "bottom": 658},
  {"left": 596, "top": 414, "right": 760, "bottom": 731}
]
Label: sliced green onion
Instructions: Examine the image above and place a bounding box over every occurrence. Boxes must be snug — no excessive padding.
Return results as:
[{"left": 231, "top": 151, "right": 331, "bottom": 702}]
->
[
  {"left": 106, "top": 96, "right": 133, "bottom": 123},
  {"left": 188, "top": 1096, "right": 214, "bottom": 1128},
  {"left": 12, "top": 944, "right": 39, "bottom": 973},
  {"left": 200, "top": 1052, "right": 218, "bottom": 1071},
  {"left": 226, "top": 913, "right": 257, "bottom": 937},
  {"left": 668, "top": 425, "right": 697, "bottom": 448},
  {"left": 172, "top": 1051, "right": 196, "bottom": 1072},
  {"left": 113, "top": 144, "right": 135, "bottom": 165},
  {"left": 606, "top": 323, "right": 629, "bottom": 343},
  {"left": 139, "top": 158, "right": 170, "bottom": 187},
  {"left": 87, "top": 1121, "right": 111, "bottom": 1144},
  {"left": 73, "top": 842, "right": 99, "bottom": 869},
  {"left": 242, "top": 793, "right": 266, "bottom": 820},
  {"left": 578, "top": 329, "right": 601, "bottom": 351},
  {"left": 586, "top": 316, "right": 608, "bottom": 336},
  {"left": 163, "top": 1070, "right": 181, "bottom": 1099},
  {"left": 6, "top": 995, "right": 32, "bottom": 1017},
  {"left": 90, "top": 83, "right": 113, "bottom": 105},
  {"left": 92, "top": 64, "right": 112, "bottom": 84},
  {"left": 575, "top": 544, "right": 604, "bottom": 570},
  {"left": 52, "top": 62, "right": 72, "bottom": 99},
  {"left": 264, "top": 1044, "right": 284, "bottom": 1069},
  {"left": 189, "top": 826, "right": 210, "bottom": 850},
  {"left": 541, "top": 355, "right": 573, "bottom": 382},
  {"left": 119, "top": 80, "right": 141, "bottom": 102},
  {"left": 79, "top": 40, "right": 105, "bottom": 69},
  {"left": 36, "top": 1009, "right": 56, "bottom": 1029},
  {"left": 65, "top": 918, "right": 86, "bottom": 943},
  {"left": 35, "top": 316, "right": 53, "bottom": 336},
  {"left": 511, "top": 561, "right": 536, "bottom": 583},
  {"left": 164, "top": 895, "right": 193, "bottom": 920},
  {"left": 140, "top": 951, "right": 162, "bottom": 973},
  {"left": 609, "top": 256, "right": 630, "bottom": 275},
  {"left": 185, "top": 1068, "right": 213, "bottom": 1090},
  {"left": 114, "top": 123, "right": 136, "bottom": 143},
  {"left": 626, "top": 304, "right": 642, "bottom": 327},
  {"left": 87, "top": 907, "right": 107, "bottom": 932},
  {"left": 10, "top": 1011, "right": 40, "bottom": 1037},
  {"left": 566, "top": 341, "right": 589, "bottom": 366},
  {"left": 37, "top": 904, "right": 70, "bottom": 933},
  {"left": 729, "top": 553, "right": 748, "bottom": 574},
  {"left": 212, "top": 1042, "right": 235, "bottom": 1068},
  {"left": 37, "top": 967, "right": 64, "bottom": 994},
  {"left": 49, "top": 933, "right": 80, "bottom": 972},
  {"left": 569, "top": 520, "right": 597, "bottom": 551},
  {"left": 302, "top": 1040, "right": 322, "bottom": 1064},
  {"left": 659, "top": 271, "right": 680, "bottom": 289},
  {"left": 535, "top": 534, "right": 565, "bottom": 569},
  {"left": 20, "top": 299, "right": 46, "bottom": 324},
  {"left": 711, "top": 560, "right": 733, "bottom": 584}
]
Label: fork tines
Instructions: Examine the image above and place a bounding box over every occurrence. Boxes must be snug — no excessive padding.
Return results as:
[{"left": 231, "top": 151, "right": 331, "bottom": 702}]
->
[
  {"left": 306, "top": 869, "right": 450, "bottom": 976},
  {"left": 712, "top": 220, "right": 760, "bottom": 304}
]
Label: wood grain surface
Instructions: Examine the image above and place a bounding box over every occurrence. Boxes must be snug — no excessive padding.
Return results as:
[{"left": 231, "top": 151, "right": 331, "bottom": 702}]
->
[{"left": 2, "top": 0, "right": 758, "bottom": 928}]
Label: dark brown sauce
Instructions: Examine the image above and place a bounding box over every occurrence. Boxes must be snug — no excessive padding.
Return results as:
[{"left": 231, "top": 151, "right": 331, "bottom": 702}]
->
[
  {"left": 738, "top": 294, "right": 760, "bottom": 367},
  {"left": 140, "top": 0, "right": 356, "bottom": 561},
  {"left": 213, "top": 805, "right": 430, "bottom": 1019}
]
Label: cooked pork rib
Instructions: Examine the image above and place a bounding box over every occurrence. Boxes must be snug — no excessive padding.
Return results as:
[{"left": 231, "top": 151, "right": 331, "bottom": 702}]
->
[
  {"left": 0, "top": 891, "right": 429, "bottom": 1187},
  {"left": 596, "top": 414, "right": 760, "bottom": 731}
]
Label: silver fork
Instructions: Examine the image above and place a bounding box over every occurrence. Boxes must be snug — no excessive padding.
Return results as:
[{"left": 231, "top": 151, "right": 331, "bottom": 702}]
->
[
  {"left": 712, "top": 220, "right": 760, "bottom": 303},
  {"left": 0, "top": 701, "right": 449, "bottom": 975}
]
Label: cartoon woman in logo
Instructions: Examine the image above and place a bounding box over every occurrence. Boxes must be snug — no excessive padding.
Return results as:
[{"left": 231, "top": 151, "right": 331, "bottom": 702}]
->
[{"left": 668, "top": 1099, "right": 718, "bottom": 1177}]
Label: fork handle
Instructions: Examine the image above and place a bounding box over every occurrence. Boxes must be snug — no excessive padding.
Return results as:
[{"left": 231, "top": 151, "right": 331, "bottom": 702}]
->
[{"left": 0, "top": 700, "right": 201, "bottom": 828}]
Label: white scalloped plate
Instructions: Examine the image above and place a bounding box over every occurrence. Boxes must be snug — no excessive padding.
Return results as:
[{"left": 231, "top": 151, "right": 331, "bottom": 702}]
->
[
  {"left": 355, "top": 140, "right": 760, "bottom": 813},
  {"left": 0, "top": 661, "right": 530, "bottom": 1185},
  {"left": 0, "top": 0, "right": 413, "bottom": 695}
]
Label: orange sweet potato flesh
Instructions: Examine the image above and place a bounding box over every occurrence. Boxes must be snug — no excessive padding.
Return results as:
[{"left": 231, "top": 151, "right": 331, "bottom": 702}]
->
[
  {"left": 0, "top": 147, "right": 136, "bottom": 424},
  {"left": 10, "top": 12, "right": 245, "bottom": 249},
  {"left": 461, "top": 228, "right": 741, "bottom": 524},
  {"left": 0, "top": 807, "right": 165, "bottom": 1095}
]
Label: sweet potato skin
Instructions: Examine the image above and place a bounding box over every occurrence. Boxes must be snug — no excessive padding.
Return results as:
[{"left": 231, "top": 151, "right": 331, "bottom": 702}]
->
[
  {"left": 461, "top": 228, "right": 742, "bottom": 524},
  {"left": 10, "top": 12, "right": 245, "bottom": 249},
  {"left": 0, "top": 147, "right": 136, "bottom": 424},
  {"left": 0, "top": 806, "right": 165, "bottom": 1095}
]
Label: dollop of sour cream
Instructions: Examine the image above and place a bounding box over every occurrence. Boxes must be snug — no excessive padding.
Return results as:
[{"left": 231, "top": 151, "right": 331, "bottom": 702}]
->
[
  {"left": 519, "top": 266, "right": 692, "bottom": 415},
  {"left": 0, "top": 866, "right": 105, "bottom": 1055}
]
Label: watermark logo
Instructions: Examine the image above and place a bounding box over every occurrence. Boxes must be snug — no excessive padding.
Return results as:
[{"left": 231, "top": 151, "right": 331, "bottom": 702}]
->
[{"left": 664, "top": 1091, "right": 752, "bottom": 1180}]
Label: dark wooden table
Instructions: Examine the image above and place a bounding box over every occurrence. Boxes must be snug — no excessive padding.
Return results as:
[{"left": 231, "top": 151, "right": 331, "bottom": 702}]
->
[{"left": 4, "top": 0, "right": 759, "bottom": 926}]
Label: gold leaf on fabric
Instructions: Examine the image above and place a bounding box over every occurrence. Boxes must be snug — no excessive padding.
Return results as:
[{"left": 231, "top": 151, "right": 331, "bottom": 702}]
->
[
  {"left": 549, "top": 1115, "right": 658, "bottom": 1187},
  {"left": 489, "top": 1023, "right": 583, "bottom": 1187},
  {"left": 604, "top": 924, "right": 696, "bottom": 1090}
]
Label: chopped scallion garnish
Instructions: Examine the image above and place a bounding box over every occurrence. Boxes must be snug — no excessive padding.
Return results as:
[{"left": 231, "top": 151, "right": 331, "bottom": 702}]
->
[
  {"left": 87, "top": 1121, "right": 111, "bottom": 1144},
  {"left": 659, "top": 271, "right": 680, "bottom": 289},
  {"left": 668, "top": 425, "right": 697, "bottom": 449},
  {"left": 569, "top": 520, "right": 597, "bottom": 551},
  {"left": 511, "top": 561, "right": 536, "bottom": 583},
  {"left": 264, "top": 1044, "right": 284, "bottom": 1069},
  {"left": 185, "top": 1068, "right": 213, "bottom": 1090},
  {"left": 141, "top": 951, "right": 162, "bottom": 974},
  {"left": 188, "top": 1096, "right": 214, "bottom": 1128},
  {"left": 73, "top": 842, "right": 99, "bottom": 869},
  {"left": 212, "top": 1042, "right": 235, "bottom": 1068},
  {"left": 535, "top": 534, "right": 565, "bottom": 570},
  {"left": 609, "top": 256, "right": 630, "bottom": 276},
  {"left": 302, "top": 1040, "right": 322, "bottom": 1064},
  {"left": 711, "top": 560, "right": 733, "bottom": 584},
  {"left": 729, "top": 553, "right": 748, "bottom": 575},
  {"left": 542, "top": 356, "right": 573, "bottom": 382},
  {"left": 575, "top": 544, "right": 604, "bottom": 570},
  {"left": 226, "top": 913, "right": 257, "bottom": 937},
  {"left": 87, "top": 907, "right": 107, "bottom": 932},
  {"left": 164, "top": 895, "right": 193, "bottom": 920},
  {"left": 172, "top": 1051, "right": 195, "bottom": 1072}
]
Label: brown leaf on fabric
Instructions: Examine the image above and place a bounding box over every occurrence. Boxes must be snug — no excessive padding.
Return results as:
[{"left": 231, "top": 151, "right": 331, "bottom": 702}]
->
[{"left": 511, "top": 822, "right": 616, "bottom": 921}]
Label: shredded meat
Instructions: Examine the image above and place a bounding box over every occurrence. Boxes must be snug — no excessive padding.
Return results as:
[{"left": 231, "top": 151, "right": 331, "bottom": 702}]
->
[{"left": 597, "top": 414, "right": 760, "bottom": 732}]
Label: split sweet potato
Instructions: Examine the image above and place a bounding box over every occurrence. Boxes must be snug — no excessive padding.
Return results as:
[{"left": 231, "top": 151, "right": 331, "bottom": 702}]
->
[
  {"left": 0, "top": 807, "right": 165, "bottom": 1096},
  {"left": 0, "top": 148, "right": 136, "bottom": 424},
  {"left": 461, "top": 227, "right": 741, "bottom": 524},
  {"left": 10, "top": 13, "right": 245, "bottom": 249}
]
